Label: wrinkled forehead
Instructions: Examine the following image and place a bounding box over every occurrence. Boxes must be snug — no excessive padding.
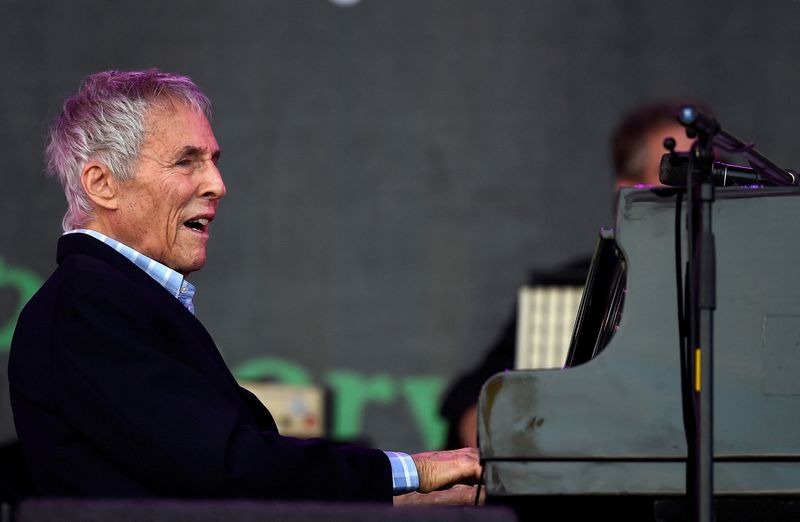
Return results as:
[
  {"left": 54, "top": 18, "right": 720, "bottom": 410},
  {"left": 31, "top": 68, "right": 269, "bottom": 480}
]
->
[{"left": 140, "top": 99, "right": 218, "bottom": 154}]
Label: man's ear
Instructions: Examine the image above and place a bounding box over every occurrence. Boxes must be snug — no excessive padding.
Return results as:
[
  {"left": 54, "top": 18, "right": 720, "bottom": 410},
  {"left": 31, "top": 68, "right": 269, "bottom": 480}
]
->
[{"left": 81, "top": 162, "right": 119, "bottom": 210}]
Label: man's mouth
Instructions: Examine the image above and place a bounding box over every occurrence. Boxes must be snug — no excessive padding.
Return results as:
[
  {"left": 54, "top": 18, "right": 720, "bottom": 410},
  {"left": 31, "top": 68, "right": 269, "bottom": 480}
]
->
[{"left": 184, "top": 217, "right": 211, "bottom": 233}]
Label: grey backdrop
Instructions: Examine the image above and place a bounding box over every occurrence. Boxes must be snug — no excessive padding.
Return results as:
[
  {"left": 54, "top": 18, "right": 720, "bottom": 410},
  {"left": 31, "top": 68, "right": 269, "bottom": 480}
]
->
[{"left": 1, "top": 0, "right": 799, "bottom": 453}]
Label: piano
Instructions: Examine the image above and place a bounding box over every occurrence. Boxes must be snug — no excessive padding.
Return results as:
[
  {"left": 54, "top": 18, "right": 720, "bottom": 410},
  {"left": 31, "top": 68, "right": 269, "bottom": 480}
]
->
[{"left": 478, "top": 187, "right": 800, "bottom": 521}]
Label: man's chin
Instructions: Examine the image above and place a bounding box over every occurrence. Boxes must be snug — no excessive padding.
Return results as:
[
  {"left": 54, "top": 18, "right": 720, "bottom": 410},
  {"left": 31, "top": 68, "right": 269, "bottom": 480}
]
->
[
  {"left": 171, "top": 252, "right": 206, "bottom": 277},
  {"left": 179, "top": 260, "right": 205, "bottom": 276}
]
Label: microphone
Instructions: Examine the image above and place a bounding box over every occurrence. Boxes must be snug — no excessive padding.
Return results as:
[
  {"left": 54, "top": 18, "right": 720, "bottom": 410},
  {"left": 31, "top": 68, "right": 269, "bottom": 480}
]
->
[
  {"left": 660, "top": 153, "right": 770, "bottom": 187},
  {"left": 677, "top": 104, "right": 800, "bottom": 186}
]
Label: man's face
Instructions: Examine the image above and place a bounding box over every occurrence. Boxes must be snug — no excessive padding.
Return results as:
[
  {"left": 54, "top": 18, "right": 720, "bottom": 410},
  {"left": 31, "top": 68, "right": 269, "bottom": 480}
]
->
[
  {"left": 112, "top": 102, "right": 225, "bottom": 275},
  {"left": 615, "top": 122, "right": 697, "bottom": 191},
  {"left": 638, "top": 122, "right": 695, "bottom": 186}
]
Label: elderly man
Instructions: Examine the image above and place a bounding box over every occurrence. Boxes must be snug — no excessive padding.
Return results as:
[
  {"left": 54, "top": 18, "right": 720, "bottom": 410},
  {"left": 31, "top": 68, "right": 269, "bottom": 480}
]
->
[{"left": 8, "top": 69, "right": 480, "bottom": 504}]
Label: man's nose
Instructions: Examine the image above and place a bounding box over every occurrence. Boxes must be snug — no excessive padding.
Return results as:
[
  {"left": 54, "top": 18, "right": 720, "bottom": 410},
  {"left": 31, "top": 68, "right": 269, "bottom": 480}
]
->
[{"left": 201, "top": 162, "right": 226, "bottom": 200}]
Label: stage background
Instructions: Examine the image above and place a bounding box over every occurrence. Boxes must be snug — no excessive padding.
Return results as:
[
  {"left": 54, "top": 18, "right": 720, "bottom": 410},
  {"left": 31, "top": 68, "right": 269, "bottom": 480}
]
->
[{"left": 1, "top": 0, "right": 799, "bottom": 452}]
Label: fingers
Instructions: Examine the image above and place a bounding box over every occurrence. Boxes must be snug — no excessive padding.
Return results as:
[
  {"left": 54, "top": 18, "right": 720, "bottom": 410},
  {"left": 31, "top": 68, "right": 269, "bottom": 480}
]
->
[
  {"left": 393, "top": 484, "right": 484, "bottom": 507},
  {"left": 411, "top": 447, "right": 482, "bottom": 493}
]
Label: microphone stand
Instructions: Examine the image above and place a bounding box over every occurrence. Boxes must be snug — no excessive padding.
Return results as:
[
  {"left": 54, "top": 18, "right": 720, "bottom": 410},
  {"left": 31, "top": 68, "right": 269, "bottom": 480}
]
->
[
  {"left": 687, "top": 137, "right": 715, "bottom": 522},
  {"left": 670, "top": 104, "right": 798, "bottom": 522},
  {"left": 679, "top": 105, "right": 716, "bottom": 522}
]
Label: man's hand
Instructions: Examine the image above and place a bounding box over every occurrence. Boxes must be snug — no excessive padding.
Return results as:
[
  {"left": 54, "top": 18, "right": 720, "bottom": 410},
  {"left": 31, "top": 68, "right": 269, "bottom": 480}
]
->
[{"left": 411, "top": 447, "right": 482, "bottom": 493}]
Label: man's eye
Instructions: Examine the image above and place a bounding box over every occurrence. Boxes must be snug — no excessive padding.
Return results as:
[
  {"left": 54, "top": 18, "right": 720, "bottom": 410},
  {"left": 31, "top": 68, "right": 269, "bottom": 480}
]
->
[{"left": 176, "top": 159, "right": 193, "bottom": 168}]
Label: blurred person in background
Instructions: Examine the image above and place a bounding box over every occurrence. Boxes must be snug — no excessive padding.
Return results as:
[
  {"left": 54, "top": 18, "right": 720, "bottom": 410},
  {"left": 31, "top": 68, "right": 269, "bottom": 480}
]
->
[{"left": 439, "top": 101, "right": 697, "bottom": 449}]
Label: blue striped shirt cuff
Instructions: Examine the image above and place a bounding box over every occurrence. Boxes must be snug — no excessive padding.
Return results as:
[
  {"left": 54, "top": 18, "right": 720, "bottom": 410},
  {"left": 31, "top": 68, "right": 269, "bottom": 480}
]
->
[{"left": 384, "top": 451, "right": 418, "bottom": 494}]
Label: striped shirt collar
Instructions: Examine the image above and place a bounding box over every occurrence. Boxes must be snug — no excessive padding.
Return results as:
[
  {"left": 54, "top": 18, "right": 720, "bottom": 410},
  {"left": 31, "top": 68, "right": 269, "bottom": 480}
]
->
[{"left": 66, "top": 229, "right": 196, "bottom": 314}]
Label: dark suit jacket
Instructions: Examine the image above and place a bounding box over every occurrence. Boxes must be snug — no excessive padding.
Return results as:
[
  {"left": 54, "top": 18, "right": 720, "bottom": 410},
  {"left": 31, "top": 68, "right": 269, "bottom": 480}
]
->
[{"left": 8, "top": 234, "right": 391, "bottom": 502}]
